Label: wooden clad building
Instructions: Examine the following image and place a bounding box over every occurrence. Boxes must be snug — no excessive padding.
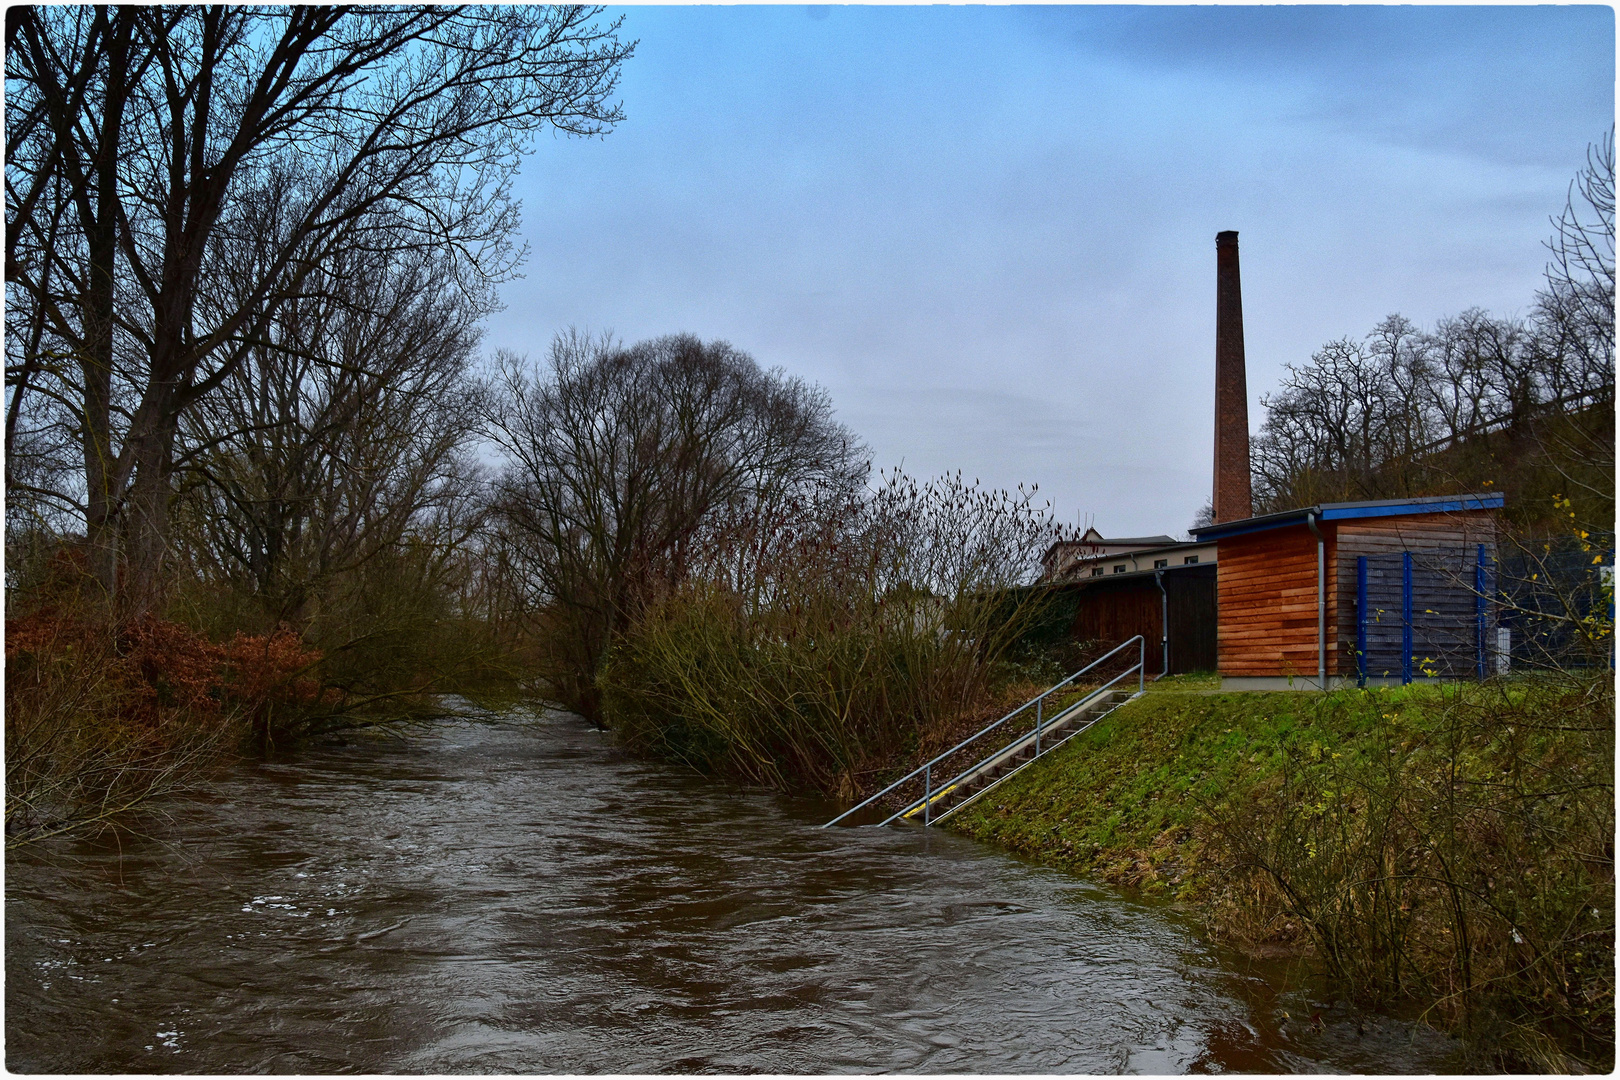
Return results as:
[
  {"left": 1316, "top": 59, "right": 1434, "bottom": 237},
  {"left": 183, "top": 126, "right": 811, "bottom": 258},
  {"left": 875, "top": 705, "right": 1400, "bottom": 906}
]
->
[{"left": 1191, "top": 494, "right": 1504, "bottom": 689}]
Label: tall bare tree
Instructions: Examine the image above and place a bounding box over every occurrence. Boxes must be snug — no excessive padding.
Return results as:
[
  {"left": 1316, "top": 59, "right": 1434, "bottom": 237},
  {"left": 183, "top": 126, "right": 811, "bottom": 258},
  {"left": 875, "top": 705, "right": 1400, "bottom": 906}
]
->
[
  {"left": 485, "top": 332, "right": 868, "bottom": 720},
  {"left": 5, "top": 6, "right": 633, "bottom": 616},
  {"left": 1543, "top": 128, "right": 1616, "bottom": 375},
  {"left": 173, "top": 230, "right": 488, "bottom": 635}
]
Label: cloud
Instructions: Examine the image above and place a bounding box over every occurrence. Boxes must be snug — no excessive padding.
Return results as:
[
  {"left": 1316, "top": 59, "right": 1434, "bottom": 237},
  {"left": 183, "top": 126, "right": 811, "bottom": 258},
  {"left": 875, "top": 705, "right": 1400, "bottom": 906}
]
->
[
  {"left": 489, "top": 6, "right": 1613, "bottom": 535},
  {"left": 1024, "top": 6, "right": 1614, "bottom": 168}
]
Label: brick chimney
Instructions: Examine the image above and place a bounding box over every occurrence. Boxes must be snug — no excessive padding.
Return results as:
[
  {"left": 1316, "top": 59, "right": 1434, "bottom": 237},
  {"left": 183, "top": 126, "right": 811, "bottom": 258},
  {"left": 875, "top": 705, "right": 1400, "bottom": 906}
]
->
[{"left": 1213, "top": 230, "right": 1252, "bottom": 524}]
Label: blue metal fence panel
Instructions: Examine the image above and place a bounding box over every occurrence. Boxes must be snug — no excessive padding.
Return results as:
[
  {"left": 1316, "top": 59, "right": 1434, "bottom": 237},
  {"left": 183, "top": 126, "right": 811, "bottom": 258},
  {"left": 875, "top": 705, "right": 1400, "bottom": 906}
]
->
[
  {"left": 1475, "top": 544, "right": 1488, "bottom": 680},
  {"left": 1357, "top": 555, "right": 1369, "bottom": 688},
  {"left": 1402, "top": 552, "right": 1413, "bottom": 685},
  {"left": 1355, "top": 547, "right": 1497, "bottom": 681}
]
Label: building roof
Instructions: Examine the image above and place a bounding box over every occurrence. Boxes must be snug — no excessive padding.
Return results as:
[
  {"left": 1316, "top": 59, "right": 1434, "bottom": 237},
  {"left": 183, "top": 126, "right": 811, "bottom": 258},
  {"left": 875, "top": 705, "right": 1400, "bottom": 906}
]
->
[
  {"left": 1189, "top": 493, "right": 1505, "bottom": 542},
  {"left": 1044, "top": 534, "right": 1178, "bottom": 555},
  {"left": 1081, "top": 539, "right": 1213, "bottom": 560},
  {"left": 1042, "top": 538, "right": 1216, "bottom": 583},
  {"left": 1041, "top": 534, "right": 1185, "bottom": 566},
  {"left": 1088, "top": 534, "right": 1179, "bottom": 547}
]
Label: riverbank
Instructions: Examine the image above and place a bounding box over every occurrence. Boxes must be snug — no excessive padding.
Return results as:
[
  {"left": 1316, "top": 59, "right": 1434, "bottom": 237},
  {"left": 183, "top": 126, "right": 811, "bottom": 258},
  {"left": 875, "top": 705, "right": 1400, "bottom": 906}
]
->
[{"left": 946, "top": 674, "right": 1615, "bottom": 1072}]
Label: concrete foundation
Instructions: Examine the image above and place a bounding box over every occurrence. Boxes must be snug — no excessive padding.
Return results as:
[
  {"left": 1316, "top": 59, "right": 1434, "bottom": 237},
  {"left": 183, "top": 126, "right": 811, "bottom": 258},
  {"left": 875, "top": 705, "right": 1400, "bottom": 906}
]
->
[{"left": 1220, "top": 675, "right": 1449, "bottom": 692}]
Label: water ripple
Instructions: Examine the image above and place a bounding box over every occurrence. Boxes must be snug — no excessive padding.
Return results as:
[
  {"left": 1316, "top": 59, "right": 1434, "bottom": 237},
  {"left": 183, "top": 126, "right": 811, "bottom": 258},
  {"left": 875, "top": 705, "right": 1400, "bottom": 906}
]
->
[{"left": 7, "top": 714, "right": 1461, "bottom": 1073}]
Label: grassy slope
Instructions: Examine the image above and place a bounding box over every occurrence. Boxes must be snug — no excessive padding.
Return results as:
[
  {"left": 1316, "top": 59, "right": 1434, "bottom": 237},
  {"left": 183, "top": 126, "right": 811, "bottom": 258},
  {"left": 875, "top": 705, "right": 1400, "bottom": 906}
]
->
[
  {"left": 950, "top": 674, "right": 1611, "bottom": 905},
  {"left": 947, "top": 674, "right": 1615, "bottom": 1067},
  {"left": 950, "top": 675, "right": 1313, "bottom": 899}
]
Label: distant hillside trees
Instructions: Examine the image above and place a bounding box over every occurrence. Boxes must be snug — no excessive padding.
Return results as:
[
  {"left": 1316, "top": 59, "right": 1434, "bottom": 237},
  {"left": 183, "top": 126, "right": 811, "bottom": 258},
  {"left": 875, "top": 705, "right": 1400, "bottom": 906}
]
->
[{"left": 1251, "top": 132, "right": 1615, "bottom": 534}]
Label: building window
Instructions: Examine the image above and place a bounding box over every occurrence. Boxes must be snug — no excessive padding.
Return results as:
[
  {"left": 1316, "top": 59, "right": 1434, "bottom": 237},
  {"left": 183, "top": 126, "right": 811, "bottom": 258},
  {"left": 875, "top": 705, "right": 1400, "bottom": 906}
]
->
[
  {"left": 1153, "top": 558, "right": 1168, "bottom": 569},
  {"left": 1113, "top": 564, "right": 1126, "bottom": 574},
  {"left": 1091, "top": 567, "right": 1104, "bottom": 577},
  {"left": 1183, "top": 555, "right": 1199, "bottom": 564}
]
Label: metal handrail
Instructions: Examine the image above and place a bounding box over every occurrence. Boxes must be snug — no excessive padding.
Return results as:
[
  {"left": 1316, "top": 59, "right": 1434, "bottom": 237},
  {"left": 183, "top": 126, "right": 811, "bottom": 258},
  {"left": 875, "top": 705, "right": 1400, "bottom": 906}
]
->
[
  {"left": 883, "top": 655, "right": 1143, "bottom": 827},
  {"left": 821, "top": 635, "right": 1145, "bottom": 828},
  {"left": 925, "top": 667, "right": 1144, "bottom": 828}
]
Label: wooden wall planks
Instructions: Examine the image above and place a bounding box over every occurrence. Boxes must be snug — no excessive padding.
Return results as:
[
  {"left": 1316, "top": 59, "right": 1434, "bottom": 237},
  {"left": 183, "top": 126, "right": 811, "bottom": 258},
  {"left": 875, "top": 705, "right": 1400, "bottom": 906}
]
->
[
  {"left": 1215, "top": 511, "right": 1498, "bottom": 678},
  {"left": 1068, "top": 566, "right": 1217, "bottom": 675},
  {"left": 1215, "top": 522, "right": 1336, "bottom": 677}
]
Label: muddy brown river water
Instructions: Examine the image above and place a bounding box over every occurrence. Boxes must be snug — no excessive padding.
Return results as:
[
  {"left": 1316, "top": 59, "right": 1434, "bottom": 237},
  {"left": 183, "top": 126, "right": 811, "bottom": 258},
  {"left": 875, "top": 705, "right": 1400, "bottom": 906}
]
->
[{"left": 6, "top": 711, "right": 1462, "bottom": 1073}]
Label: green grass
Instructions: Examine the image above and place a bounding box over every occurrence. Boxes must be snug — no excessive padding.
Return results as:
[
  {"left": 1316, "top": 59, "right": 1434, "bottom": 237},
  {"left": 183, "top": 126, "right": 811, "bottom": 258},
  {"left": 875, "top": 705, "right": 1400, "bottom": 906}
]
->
[
  {"left": 1142, "top": 671, "right": 1223, "bottom": 693},
  {"left": 949, "top": 675, "right": 1615, "bottom": 1069},
  {"left": 951, "top": 683, "right": 1326, "bottom": 894}
]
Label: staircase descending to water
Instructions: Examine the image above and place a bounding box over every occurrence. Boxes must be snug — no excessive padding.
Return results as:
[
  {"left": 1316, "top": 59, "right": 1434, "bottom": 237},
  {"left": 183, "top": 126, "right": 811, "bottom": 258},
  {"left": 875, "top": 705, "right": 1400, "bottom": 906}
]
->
[{"left": 822, "top": 636, "right": 1146, "bottom": 830}]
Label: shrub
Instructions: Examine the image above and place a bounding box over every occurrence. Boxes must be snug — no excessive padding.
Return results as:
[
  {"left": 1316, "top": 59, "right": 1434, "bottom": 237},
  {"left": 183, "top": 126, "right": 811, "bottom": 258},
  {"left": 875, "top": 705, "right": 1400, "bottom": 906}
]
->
[
  {"left": 5, "top": 557, "right": 327, "bottom": 842},
  {"left": 602, "top": 582, "right": 993, "bottom": 790},
  {"left": 1201, "top": 679, "right": 1614, "bottom": 1069},
  {"left": 600, "top": 471, "right": 1063, "bottom": 793}
]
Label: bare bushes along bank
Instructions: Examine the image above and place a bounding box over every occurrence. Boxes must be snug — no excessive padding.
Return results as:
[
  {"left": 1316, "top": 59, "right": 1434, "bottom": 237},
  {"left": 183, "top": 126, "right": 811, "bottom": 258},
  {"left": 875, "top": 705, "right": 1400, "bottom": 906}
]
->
[
  {"left": 5, "top": 552, "right": 327, "bottom": 846},
  {"left": 485, "top": 332, "right": 1070, "bottom": 786},
  {"left": 601, "top": 471, "right": 1064, "bottom": 793}
]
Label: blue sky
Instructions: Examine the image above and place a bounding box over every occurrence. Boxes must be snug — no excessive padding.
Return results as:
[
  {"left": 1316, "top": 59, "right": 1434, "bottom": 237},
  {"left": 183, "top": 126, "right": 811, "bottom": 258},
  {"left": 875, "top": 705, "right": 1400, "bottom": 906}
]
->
[{"left": 486, "top": 5, "right": 1614, "bottom": 537}]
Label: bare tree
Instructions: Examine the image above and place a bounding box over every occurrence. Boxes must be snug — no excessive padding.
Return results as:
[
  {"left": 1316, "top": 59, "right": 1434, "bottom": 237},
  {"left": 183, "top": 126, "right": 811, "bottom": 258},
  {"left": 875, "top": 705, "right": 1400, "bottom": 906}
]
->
[
  {"left": 1523, "top": 129, "right": 1616, "bottom": 524},
  {"left": 1252, "top": 334, "right": 1404, "bottom": 510},
  {"left": 5, "top": 6, "right": 633, "bottom": 617},
  {"left": 1423, "top": 309, "right": 1504, "bottom": 445},
  {"left": 173, "top": 231, "right": 488, "bottom": 635},
  {"left": 485, "top": 332, "right": 868, "bottom": 721},
  {"left": 1543, "top": 127, "right": 1616, "bottom": 376}
]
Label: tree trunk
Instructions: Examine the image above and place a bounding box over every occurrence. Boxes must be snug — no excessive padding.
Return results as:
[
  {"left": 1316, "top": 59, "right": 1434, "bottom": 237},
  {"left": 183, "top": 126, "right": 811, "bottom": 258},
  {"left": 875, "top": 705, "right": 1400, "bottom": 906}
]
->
[
  {"left": 78, "top": 6, "right": 134, "bottom": 612},
  {"left": 121, "top": 414, "right": 178, "bottom": 619}
]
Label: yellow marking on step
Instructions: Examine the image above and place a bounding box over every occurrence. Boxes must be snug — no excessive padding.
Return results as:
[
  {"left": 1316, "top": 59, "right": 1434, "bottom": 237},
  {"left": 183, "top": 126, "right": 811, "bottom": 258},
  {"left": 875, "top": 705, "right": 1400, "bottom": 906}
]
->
[{"left": 902, "top": 783, "right": 962, "bottom": 818}]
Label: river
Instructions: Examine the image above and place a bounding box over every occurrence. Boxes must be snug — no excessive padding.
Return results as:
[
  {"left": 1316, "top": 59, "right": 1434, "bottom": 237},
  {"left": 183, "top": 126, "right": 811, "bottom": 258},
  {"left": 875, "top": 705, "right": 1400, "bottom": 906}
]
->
[{"left": 6, "top": 711, "right": 1461, "bottom": 1073}]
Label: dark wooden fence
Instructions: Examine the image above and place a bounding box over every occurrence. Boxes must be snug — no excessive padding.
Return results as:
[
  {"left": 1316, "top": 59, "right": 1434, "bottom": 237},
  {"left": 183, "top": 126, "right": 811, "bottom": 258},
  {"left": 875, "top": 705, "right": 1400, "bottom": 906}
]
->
[{"left": 1067, "top": 565, "right": 1216, "bottom": 675}]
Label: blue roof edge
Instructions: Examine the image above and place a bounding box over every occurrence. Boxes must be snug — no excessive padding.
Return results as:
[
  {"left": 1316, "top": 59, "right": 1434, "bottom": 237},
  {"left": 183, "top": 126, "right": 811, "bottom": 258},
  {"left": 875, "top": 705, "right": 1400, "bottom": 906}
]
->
[
  {"left": 1318, "top": 494, "right": 1504, "bottom": 521},
  {"left": 1191, "top": 493, "right": 1504, "bottom": 542}
]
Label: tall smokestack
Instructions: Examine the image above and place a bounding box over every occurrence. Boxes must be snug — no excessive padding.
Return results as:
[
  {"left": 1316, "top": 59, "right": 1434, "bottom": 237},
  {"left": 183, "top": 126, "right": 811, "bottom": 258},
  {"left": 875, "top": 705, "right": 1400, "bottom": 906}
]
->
[{"left": 1213, "top": 230, "right": 1252, "bottom": 524}]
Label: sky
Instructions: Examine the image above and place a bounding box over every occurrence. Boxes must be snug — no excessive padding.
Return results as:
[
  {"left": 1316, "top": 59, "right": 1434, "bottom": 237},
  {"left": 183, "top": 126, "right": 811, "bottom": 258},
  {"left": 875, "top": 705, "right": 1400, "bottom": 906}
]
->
[{"left": 484, "top": 4, "right": 1615, "bottom": 538}]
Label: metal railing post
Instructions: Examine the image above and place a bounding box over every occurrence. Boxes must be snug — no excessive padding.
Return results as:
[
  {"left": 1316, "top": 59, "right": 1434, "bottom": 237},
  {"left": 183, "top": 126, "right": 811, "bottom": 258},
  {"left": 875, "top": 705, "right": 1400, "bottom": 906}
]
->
[
  {"left": 1475, "top": 544, "right": 1487, "bottom": 681},
  {"left": 1035, "top": 696, "right": 1042, "bottom": 754},
  {"left": 1138, "top": 636, "right": 1144, "bottom": 693},
  {"left": 923, "top": 762, "right": 931, "bottom": 826}
]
